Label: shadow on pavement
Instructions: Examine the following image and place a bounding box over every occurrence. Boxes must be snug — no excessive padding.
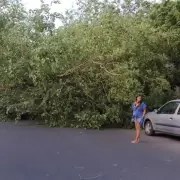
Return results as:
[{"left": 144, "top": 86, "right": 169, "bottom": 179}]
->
[{"left": 154, "top": 132, "right": 180, "bottom": 142}]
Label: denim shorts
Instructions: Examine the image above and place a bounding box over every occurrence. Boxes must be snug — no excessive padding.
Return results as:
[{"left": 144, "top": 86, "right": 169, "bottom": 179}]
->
[
  {"left": 131, "top": 117, "right": 141, "bottom": 123},
  {"left": 131, "top": 117, "right": 145, "bottom": 127}
]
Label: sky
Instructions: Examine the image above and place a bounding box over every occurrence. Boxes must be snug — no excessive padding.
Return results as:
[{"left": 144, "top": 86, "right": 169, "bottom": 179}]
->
[
  {"left": 22, "top": 0, "right": 75, "bottom": 13},
  {"left": 22, "top": 0, "right": 160, "bottom": 26},
  {"left": 22, "top": 0, "right": 76, "bottom": 26},
  {"left": 22, "top": 0, "right": 159, "bottom": 13}
]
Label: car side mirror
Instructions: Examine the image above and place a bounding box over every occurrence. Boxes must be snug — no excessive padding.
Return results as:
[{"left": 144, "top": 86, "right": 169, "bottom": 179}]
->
[{"left": 154, "top": 109, "right": 158, "bottom": 113}]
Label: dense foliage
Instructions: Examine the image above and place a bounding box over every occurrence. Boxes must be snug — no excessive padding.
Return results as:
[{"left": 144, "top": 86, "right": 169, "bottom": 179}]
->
[{"left": 0, "top": 0, "right": 180, "bottom": 128}]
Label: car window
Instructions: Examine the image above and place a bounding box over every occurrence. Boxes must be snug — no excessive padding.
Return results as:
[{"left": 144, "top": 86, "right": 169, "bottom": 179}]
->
[
  {"left": 177, "top": 107, "right": 180, "bottom": 115},
  {"left": 158, "top": 102, "right": 179, "bottom": 114}
]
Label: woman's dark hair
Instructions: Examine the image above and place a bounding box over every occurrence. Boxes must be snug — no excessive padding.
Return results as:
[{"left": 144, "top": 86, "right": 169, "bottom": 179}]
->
[{"left": 136, "top": 95, "right": 142, "bottom": 103}]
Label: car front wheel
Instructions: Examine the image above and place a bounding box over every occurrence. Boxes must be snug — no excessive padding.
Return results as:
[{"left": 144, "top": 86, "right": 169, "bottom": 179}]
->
[{"left": 144, "top": 120, "right": 155, "bottom": 136}]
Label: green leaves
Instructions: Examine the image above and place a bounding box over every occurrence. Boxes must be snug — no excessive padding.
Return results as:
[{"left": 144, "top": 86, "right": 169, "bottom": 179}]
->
[{"left": 0, "top": 0, "right": 179, "bottom": 128}]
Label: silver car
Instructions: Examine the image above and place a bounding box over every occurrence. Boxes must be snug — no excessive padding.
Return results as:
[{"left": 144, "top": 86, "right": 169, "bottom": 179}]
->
[{"left": 144, "top": 100, "right": 180, "bottom": 136}]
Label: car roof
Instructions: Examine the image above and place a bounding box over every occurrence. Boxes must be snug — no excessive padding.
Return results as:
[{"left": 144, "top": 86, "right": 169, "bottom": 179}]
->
[{"left": 169, "top": 99, "right": 180, "bottom": 102}]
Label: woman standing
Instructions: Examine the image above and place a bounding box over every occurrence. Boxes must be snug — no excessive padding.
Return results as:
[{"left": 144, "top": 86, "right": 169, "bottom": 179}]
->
[{"left": 131, "top": 95, "right": 147, "bottom": 144}]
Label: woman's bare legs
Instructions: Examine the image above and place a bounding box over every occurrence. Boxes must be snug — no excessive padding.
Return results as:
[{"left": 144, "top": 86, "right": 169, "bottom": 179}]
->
[
  {"left": 131, "top": 122, "right": 141, "bottom": 143},
  {"left": 136, "top": 122, "right": 141, "bottom": 143}
]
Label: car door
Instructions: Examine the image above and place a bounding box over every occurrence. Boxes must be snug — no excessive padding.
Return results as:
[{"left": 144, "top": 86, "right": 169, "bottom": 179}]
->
[
  {"left": 155, "top": 101, "right": 179, "bottom": 133},
  {"left": 171, "top": 103, "right": 180, "bottom": 135}
]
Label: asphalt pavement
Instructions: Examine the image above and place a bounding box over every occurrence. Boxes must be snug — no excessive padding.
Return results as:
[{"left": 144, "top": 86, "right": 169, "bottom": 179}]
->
[{"left": 0, "top": 122, "right": 180, "bottom": 180}]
